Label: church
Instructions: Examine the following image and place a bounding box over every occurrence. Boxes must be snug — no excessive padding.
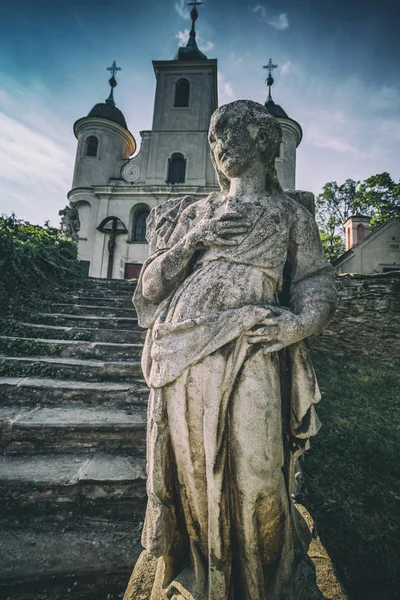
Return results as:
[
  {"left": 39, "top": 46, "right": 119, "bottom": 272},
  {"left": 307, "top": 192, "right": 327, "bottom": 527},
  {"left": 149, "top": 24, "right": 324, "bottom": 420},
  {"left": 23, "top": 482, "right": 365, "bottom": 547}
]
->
[{"left": 68, "top": 3, "right": 303, "bottom": 279}]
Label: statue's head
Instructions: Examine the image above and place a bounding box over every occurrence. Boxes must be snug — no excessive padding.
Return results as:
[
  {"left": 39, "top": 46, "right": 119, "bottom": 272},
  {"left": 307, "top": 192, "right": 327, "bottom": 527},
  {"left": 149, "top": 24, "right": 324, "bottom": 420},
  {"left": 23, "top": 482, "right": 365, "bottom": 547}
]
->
[{"left": 208, "top": 99, "right": 282, "bottom": 193}]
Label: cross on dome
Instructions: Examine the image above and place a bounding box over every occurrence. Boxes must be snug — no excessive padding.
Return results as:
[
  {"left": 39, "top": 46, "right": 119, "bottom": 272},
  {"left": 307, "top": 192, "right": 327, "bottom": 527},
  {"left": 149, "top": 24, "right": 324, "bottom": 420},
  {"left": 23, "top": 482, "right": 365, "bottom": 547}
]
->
[
  {"left": 107, "top": 60, "right": 121, "bottom": 79},
  {"left": 105, "top": 60, "right": 121, "bottom": 106},
  {"left": 263, "top": 58, "right": 278, "bottom": 78},
  {"left": 263, "top": 58, "right": 278, "bottom": 102}
]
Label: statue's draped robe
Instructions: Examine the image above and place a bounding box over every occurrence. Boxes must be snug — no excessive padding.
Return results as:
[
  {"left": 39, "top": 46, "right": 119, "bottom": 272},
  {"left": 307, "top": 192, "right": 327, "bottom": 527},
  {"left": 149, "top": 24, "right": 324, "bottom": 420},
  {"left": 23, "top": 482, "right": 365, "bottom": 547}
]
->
[{"left": 134, "top": 193, "right": 336, "bottom": 600}]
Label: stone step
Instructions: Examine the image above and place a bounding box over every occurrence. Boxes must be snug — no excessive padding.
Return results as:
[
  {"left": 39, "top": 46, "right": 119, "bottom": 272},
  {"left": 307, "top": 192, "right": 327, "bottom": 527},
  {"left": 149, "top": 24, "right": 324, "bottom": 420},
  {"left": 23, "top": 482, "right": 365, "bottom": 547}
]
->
[
  {"left": 0, "top": 517, "right": 141, "bottom": 599},
  {"left": 0, "top": 355, "right": 144, "bottom": 382},
  {"left": 71, "top": 287, "right": 135, "bottom": 299},
  {"left": 0, "top": 452, "right": 147, "bottom": 519},
  {"left": 49, "top": 303, "right": 137, "bottom": 318},
  {"left": 32, "top": 312, "right": 140, "bottom": 330},
  {"left": 80, "top": 278, "right": 137, "bottom": 292},
  {"left": 0, "top": 377, "right": 148, "bottom": 408},
  {"left": 0, "top": 336, "right": 143, "bottom": 361},
  {"left": 62, "top": 294, "right": 134, "bottom": 308},
  {"left": 3, "top": 322, "right": 146, "bottom": 343},
  {"left": 0, "top": 406, "right": 147, "bottom": 455}
]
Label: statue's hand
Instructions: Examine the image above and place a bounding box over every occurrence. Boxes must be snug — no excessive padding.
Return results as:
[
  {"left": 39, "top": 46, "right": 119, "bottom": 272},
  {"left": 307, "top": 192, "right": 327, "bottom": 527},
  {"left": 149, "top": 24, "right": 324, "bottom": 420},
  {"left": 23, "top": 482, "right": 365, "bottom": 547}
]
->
[
  {"left": 247, "top": 308, "right": 304, "bottom": 351},
  {"left": 187, "top": 214, "right": 251, "bottom": 250}
]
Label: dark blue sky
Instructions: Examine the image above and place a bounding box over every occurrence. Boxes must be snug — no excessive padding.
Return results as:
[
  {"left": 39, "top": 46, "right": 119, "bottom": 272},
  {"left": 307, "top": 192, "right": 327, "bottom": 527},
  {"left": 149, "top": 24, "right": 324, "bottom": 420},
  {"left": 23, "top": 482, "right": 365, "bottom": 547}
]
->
[{"left": 1, "top": 0, "right": 399, "bottom": 224}]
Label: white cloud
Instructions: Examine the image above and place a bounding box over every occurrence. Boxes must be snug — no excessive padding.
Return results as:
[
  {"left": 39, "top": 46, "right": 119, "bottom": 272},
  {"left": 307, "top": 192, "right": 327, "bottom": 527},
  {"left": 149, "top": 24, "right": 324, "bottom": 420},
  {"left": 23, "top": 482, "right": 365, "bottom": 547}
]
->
[
  {"left": 175, "top": 30, "right": 214, "bottom": 53},
  {"left": 0, "top": 79, "right": 74, "bottom": 225},
  {"left": 218, "top": 72, "right": 236, "bottom": 104},
  {"left": 252, "top": 5, "right": 289, "bottom": 30},
  {"left": 175, "top": 0, "right": 190, "bottom": 20},
  {"left": 281, "top": 61, "right": 291, "bottom": 75}
]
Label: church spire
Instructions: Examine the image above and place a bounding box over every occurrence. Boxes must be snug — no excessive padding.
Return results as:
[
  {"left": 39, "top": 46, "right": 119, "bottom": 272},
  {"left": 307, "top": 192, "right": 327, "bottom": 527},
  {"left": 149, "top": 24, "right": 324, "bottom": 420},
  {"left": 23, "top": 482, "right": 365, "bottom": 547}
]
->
[
  {"left": 105, "top": 60, "right": 121, "bottom": 107},
  {"left": 263, "top": 58, "right": 278, "bottom": 103},
  {"left": 175, "top": 0, "right": 207, "bottom": 61},
  {"left": 187, "top": 0, "right": 202, "bottom": 48}
]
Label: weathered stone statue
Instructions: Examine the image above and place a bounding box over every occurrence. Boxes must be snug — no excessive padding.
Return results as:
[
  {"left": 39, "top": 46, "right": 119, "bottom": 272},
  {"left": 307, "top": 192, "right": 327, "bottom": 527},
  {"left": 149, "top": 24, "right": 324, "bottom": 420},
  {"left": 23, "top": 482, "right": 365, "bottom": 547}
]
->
[
  {"left": 127, "top": 100, "right": 337, "bottom": 600},
  {"left": 59, "top": 201, "right": 80, "bottom": 241}
]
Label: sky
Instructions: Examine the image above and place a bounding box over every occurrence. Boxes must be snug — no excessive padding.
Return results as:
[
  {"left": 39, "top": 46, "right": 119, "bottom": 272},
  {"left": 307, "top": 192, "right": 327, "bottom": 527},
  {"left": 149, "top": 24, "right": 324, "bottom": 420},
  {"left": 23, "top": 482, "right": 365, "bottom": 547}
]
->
[{"left": 0, "top": 0, "right": 399, "bottom": 226}]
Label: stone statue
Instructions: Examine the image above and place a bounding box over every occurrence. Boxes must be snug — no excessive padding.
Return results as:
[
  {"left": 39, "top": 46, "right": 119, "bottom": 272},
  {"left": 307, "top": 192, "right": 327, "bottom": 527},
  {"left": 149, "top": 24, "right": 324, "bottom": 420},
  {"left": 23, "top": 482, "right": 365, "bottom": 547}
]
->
[
  {"left": 59, "top": 202, "right": 80, "bottom": 241},
  {"left": 127, "top": 100, "right": 337, "bottom": 600}
]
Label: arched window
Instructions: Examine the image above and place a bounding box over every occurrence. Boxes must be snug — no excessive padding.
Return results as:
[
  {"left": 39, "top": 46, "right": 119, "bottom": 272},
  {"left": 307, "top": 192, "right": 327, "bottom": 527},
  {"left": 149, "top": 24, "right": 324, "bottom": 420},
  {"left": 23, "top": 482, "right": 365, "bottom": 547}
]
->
[
  {"left": 167, "top": 153, "right": 186, "bottom": 184},
  {"left": 86, "top": 136, "right": 98, "bottom": 157},
  {"left": 357, "top": 223, "right": 365, "bottom": 243},
  {"left": 133, "top": 210, "right": 150, "bottom": 242},
  {"left": 174, "top": 78, "right": 190, "bottom": 107}
]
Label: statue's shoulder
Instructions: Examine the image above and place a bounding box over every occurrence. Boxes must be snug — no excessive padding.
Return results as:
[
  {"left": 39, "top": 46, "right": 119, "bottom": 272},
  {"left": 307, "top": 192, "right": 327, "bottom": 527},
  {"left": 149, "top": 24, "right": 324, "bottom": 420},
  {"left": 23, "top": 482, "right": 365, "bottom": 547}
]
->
[{"left": 283, "top": 189, "right": 316, "bottom": 219}]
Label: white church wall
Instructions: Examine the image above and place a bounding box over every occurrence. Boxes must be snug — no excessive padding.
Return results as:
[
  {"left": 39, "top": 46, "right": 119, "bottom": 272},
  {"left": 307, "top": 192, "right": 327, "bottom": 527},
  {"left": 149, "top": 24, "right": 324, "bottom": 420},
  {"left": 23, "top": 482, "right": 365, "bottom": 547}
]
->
[
  {"left": 152, "top": 64, "right": 216, "bottom": 133},
  {"left": 275, "top": 122, "right": 298, "bottom": 190}
]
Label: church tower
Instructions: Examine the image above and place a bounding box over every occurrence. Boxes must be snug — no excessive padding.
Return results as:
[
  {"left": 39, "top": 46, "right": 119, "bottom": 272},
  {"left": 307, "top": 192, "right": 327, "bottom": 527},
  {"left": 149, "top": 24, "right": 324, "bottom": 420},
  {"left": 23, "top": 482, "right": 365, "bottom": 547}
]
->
[
  {"left": 122, "top": 2, "right": 218, "bottom": 190},
  {"left": 68, "top": 4, "right": 218, "bottom": 279},
  {"left": 72, "top": 63, "right": 136, "bottom": 189},
  {"left": 263, "top": 59, "right": 302, "bottom": 191}
]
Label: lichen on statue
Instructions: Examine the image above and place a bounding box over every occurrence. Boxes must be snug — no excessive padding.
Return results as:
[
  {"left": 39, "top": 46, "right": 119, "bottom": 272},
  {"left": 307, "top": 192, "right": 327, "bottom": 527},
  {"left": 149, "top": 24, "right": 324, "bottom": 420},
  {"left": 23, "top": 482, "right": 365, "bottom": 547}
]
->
[{"left": 126, "top": 100, "right": 337, "bottom": 600}]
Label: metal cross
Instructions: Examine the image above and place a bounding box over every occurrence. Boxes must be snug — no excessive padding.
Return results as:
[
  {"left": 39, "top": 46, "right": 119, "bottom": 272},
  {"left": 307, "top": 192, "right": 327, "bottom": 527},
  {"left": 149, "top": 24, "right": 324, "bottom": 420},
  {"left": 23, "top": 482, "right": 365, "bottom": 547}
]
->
[
  {"left": 263, "top": 58, "right": 278, "bottom": 78},
  {"left": 106, "top": 61, "right": 121, "bottom": 79},
  {"left": 188, "top": 0, "right": 203, "bottom": 8}
]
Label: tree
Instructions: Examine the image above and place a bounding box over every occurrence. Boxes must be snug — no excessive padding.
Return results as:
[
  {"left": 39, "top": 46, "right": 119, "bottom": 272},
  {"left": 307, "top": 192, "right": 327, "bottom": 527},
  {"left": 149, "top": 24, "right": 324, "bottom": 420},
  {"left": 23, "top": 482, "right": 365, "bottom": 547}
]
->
[
  {"left": 357, "top": 172, "right": 400, "bottom": 230},
  {"left": 316, "top": 173, "right": 400, "bottom": 263},
  {"left": 316, "top": 179, "right": 361, "bottom": 262},
  {"left": 319, "top": 230, "right": 345, "bottom": 263}
]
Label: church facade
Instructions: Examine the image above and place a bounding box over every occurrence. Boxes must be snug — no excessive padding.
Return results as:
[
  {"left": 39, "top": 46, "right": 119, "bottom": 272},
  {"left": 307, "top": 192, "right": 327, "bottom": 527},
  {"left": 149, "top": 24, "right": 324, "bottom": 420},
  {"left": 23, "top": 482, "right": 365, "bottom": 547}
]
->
[{"left": 68, "top": 8, "right": 303, "bottom": 279}]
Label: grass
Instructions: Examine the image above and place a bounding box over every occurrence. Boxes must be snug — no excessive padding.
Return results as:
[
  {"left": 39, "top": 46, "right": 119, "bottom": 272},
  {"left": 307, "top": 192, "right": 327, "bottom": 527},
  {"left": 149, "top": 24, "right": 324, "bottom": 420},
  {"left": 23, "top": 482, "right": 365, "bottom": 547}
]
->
[{"left": 302, "top": 352, "right": 400, "bottom": 600}]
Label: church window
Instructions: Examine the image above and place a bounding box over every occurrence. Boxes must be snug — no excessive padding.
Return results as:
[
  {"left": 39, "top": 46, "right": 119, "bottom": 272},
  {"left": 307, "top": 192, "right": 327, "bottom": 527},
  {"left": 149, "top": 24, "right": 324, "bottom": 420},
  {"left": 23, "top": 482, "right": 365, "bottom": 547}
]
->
[
  {"left": 174, "top": 78, "right": 190, "bottom": 107},
  {"left": 133, "top": 210, "right": 150, "bottom": 242},
  {"left": 86, "top": 136, "right": 98, "bottom": 157},
  {"left": 167, "top": 153, "right": 186, "bottom": 184}
]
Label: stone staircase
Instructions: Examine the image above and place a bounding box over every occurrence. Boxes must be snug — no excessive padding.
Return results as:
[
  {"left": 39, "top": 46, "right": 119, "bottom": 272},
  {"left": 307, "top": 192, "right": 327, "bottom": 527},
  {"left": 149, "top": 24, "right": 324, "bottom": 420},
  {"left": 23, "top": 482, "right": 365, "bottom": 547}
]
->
[{"left": 0, "top": 278, "right": 148, "bottom": 600}]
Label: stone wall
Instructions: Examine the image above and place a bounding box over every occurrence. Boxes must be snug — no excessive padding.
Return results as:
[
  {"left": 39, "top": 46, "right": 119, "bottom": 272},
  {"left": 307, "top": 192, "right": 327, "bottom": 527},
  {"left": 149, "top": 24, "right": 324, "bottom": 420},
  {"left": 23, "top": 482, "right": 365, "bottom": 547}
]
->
[{"left": 311, "top": 272, "right": 400, "bottom": 363}]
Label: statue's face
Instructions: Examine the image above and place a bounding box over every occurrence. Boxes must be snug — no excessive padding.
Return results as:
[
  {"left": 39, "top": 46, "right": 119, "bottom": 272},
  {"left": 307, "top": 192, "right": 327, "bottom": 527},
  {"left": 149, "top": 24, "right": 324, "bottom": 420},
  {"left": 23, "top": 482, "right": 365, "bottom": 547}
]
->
[{"left": 209, "top": 107, "right": 263, "bottom": 179}]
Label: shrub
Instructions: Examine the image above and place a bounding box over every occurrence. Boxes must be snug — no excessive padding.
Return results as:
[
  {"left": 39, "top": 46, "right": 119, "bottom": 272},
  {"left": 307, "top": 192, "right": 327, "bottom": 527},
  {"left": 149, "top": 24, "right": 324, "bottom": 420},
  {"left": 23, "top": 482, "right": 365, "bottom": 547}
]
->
[{"left": 0, "top": 214, "right": 80, "bottom": 314}]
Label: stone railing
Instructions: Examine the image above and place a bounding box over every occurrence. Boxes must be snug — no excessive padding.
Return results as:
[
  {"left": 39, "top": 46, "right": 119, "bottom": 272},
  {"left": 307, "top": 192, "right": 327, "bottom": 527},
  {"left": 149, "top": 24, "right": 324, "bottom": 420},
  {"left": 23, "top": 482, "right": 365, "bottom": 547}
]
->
[{"left": 310, "top": 272, "right": 400, "bottom": 363}]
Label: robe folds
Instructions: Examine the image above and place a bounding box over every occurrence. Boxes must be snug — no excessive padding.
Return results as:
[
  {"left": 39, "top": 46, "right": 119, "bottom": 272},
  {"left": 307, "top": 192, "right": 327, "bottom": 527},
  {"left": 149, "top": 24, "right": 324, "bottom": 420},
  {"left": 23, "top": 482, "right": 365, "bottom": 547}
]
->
[{"left": 133, "top": 192, "right": 337, "bottom": 600}]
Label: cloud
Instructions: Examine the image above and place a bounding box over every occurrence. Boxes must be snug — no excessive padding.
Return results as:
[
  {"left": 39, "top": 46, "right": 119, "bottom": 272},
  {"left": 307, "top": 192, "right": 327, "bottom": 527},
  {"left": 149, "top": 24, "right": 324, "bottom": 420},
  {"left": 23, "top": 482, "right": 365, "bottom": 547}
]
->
[
  {"left": 252, "top": 5, "right": 289, "bottom": 30},
  {"left": 175, "top": 30, "right": 214, "bottom": 53},
  {"left": 218, "top": 72, "right": 236, "bottom": 104},
  {"left": 281, "top": 61, "right": 291, "bottom": 75},
  {"left": 270, "top": 65, "right": 400, "bottom": 193},
  {"left": 175, "top": 0, "right": 190, "bottom": 20},
  {"left": 0, "top": 78, "right": 74, "bottom": 225}
]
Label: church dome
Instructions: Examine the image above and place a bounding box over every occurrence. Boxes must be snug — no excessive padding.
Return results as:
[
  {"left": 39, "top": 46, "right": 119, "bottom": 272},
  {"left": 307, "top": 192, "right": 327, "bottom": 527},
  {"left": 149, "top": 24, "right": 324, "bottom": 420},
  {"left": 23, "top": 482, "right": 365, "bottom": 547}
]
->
[
  {"left": 264, "top": 100, "right": 288, "bottom": 119},
  {"left": 87, "top": 102, "right": 127, "bottom": 129}
]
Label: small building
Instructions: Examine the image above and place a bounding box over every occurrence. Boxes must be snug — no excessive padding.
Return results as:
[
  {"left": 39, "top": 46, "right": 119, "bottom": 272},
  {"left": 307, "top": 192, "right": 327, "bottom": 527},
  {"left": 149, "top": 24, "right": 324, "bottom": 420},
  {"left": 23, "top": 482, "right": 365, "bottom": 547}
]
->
[
  {"left": 334, "top": 215, "right": 400, "bottom": 274},
  {"left": 68, "top": 8, "right": 303, "bottom": 279}
]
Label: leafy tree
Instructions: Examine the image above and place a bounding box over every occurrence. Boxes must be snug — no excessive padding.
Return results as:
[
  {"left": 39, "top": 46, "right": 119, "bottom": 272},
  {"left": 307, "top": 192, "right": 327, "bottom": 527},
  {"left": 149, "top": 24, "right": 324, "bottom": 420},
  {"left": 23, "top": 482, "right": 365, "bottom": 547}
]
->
[
  {"left": 316, "top": 173, "right": 400, "bottom": 263},
  {"left": 357, "top": 172, "right": 400, "bottom": 229},
  {"left": 316, "top": 179, "right": 361, "bottom": 262},
  {"left": 319, "top": 230, "right": 345, "bottom": 263}
]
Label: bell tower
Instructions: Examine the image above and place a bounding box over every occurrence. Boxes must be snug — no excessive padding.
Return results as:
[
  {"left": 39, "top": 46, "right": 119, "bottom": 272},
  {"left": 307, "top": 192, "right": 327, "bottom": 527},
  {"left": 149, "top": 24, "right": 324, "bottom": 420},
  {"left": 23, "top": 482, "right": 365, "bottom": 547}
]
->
[{"left": 121, "top": 0, "right": 218, "bottom": 191}]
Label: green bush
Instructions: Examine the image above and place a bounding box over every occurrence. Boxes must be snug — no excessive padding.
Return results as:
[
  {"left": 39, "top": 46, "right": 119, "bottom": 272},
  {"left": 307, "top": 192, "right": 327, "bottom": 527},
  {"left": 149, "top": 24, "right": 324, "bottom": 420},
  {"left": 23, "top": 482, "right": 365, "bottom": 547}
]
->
[{"left": 0, "top": 214, "right": 80, "bottom": 314}]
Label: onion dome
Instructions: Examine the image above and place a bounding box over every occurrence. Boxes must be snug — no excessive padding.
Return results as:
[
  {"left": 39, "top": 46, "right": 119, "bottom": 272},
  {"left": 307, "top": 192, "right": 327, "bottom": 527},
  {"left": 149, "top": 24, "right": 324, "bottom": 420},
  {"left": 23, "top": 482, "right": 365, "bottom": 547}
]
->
[{"left": 87, "top": 61, "right": 127, "bottom": 129}]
